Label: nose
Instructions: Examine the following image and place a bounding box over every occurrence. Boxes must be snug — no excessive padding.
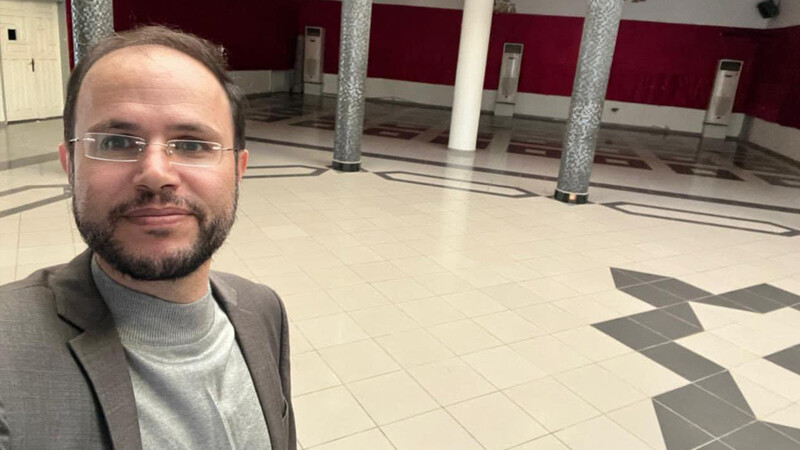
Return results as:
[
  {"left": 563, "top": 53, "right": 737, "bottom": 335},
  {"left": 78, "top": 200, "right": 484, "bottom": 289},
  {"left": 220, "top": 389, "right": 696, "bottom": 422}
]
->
[{"left": 131, "top": 143, "right": 180, "bottom": 192}]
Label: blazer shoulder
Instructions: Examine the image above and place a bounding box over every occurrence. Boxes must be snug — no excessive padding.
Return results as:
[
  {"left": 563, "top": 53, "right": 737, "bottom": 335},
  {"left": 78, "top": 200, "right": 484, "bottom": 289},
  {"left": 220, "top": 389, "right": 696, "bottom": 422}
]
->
[
  {"left": 0, "top": 265, "right": 65, "bottom": 317},
  {"left": 211, "top": 271, "right": 284, "bottom": 312}
]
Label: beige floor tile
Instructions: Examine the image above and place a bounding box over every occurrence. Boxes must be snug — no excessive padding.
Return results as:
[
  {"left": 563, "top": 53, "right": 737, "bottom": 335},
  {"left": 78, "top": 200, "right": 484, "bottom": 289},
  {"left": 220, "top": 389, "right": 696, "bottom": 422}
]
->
[
  {"left": 398, "top": 297, "right": 465, "bottom": 327},
  {"left": 413, "top": 272, "right": 472, "bottom": 295},
  {"left": 733, "top": 359, "right": 800, "bottom": 402},
  {"left": 390, "top": 255, "right": 447, "bottom": 277},
  {"left": 376, "top": 329, "right": 454, "bottom": 368},
  {"left": 553, "top": 295, "right": 622, "bottom": 324},
  {"left": 293, "top": 386, "right": 375, "bottom": 448},
  {"left": 290, "top": 323, "right": 314, "bottom": 354},
  {"left": 429, "top": 319, "right": 502, "bottom": 355},
  {"left": 348, "top": 370, "right": 438, "bottom": 425},
  {"left": 319, "top": 340, "right": 400, "bottom": 383},
  {"left": 292, "top": 351, "right": 341, "bottom": 396},
  {"left": 369, "top": 242, "right": 419, "bottom": 260},
  {"left": 381, "top": 409, "right": 483, "bottom": 450},
  {"left": 452, "top": 267, "right": 511, "bottom": 288},
  {"left": 308, "top": 428, "right": 394, "bottom": 450},
  {"left": 556, "top": 364, "right": 646, "bottom": 412},
  {"left": 556, "top": 416, "right": 651, "bottom": 450},
  {"left": 348, "top": 305, "right": 419, "bottom": 337},
  {"left": 553, "top": 326, "right": 632, "bottom": 362},
  {"left": 591, "top": 289, "right": 655, "bottom": 316},
  {"left": 448, "top": 392, "right": 548, "bottom": 450},
  {"left": 304, "top": 266, "right": 364, "bottom": 289},
  {"left": 480, "top": 283, "right": 549, "bottom": 309},
  {"left": 765, "top": 403, "right": 800, "bottom": 429},
  {"left": 409, "top": 357, "right": 496, "bottom": 406},
  {"left": 600, "top": 352, "right": 690, "bottom": 397},
  {"left": 262, "top": 271, "right": 320, "bottom": 296},
  {"left": 371, "top": 277, "right": 433, "bottom": 302},
  {"left": 16, "top": 244, "right": 75, "bottom": 266},
  {"left": 474, "top": 310, "right": 545, "bottom": 343},
  {"left": 440, "top": 290, "right": 506, "bottom": 317},
  {"left": 296, "top": 314, "right": 369, "bottom": 349},
  {"left": 516, "top": 303, "right": 584, "bottom": 333},
  {"left": 607, "top": 400, "right": 668, "bottom": 450},
  {"left": 462, "top": 346, "right": 547, "bottom": 389},
  {"left": 509, "top": 434, "right": 570, "bottom": 450},
  {"left": 282, "top": 290, "right": 342, "bottom": 321},
  {"left": 325, "top": 284, "right": 390, "bottom": 311},
  {"left": 675, "top": 332, "right": 760, "bottom": 369},
  {"left": 504, "top": 377, "right": 600, "bottom": 432},
  {"left": 511, "top": 335, "right": 592, "bottom": 375},
  {"left": 350, "top": 261, "right": 406, "bottom": 282},
  {"left": 731, "top": 372, "right": 793, "bottom": 419},
  {"left": 520, "top": 277, "right": 580, "bottom": 301},
  {"left": 328, "top": 245, "right": 383, "bottom": 265}
]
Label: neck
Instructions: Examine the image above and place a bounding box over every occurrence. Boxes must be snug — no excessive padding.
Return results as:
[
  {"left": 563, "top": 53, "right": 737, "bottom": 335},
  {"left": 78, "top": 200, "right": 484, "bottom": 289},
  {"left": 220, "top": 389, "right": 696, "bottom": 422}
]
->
[{"left": 94, "top": 255, "right": 211, "bottom": 304}]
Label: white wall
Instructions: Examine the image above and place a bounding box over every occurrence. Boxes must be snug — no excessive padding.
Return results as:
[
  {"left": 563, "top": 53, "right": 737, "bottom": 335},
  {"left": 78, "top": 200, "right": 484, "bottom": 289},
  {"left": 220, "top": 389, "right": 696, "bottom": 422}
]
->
[
  {"left": 323, "top": 74, "right": 745, "bottom": 136},
  {"left": 746, "top": 116, "right": 800, "bottom": 160},
  {"left": 230, "top": 70, "right": 293, "bottom": 95},
  {"left": 371, "top": 0, "right": 770, "bottom": 28},
  {"left": 767, "top": 0, "right": 800, "bottom": 28}
]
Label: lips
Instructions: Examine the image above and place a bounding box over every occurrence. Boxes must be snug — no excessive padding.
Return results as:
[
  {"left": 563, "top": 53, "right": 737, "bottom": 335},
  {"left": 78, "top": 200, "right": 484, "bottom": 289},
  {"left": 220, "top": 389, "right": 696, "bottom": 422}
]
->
[{"left": 124, "top": 207, "right": 193, "bottom": 226}]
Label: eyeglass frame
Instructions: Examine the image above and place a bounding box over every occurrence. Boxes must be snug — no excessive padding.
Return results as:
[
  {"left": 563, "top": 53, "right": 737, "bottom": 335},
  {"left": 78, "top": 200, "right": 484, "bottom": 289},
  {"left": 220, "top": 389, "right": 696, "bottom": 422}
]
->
[{"left": 68, "top": 132, "right": 239, "bottom": 167}]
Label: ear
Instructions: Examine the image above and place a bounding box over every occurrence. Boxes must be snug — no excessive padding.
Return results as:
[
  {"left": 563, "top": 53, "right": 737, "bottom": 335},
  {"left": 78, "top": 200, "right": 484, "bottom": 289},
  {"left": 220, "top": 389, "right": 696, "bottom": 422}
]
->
[
  {"left": 58, "top": 142, "right": 74, "bottom": 185},
  {"left": 236, "top": 149, "right": 248, "bottom": 182}
]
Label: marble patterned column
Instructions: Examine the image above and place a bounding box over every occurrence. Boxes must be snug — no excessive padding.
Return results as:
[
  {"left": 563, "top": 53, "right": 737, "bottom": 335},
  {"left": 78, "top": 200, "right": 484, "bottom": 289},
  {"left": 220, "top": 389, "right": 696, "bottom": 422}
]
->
[
  {"left": 555, "top": 0, "right": 624, "bottom": 204},
  {"left": 333, "top": 0, "right": 373, "bottom": 172},
  {"left": 71, "top": 0, "right": 114, "bottom": 63},
  {"left": 448, "top": 0, "right": 494, "bottom": 151}
]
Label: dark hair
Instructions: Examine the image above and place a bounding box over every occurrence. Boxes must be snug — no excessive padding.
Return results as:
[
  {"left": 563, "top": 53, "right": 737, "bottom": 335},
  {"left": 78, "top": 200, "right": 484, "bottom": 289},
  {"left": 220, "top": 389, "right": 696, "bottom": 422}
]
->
[{"left": 63, "top": 25, "right": 246, "bottom": 158}]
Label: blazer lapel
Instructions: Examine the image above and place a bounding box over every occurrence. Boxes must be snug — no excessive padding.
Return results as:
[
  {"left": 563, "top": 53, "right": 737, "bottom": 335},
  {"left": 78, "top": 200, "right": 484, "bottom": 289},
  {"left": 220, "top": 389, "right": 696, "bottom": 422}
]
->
[
  {"left": 54, "top": 250, "right": 142, "bottom": 450},
  {"left": 211, "top": 275, "right": 287, "bottom": 449}
]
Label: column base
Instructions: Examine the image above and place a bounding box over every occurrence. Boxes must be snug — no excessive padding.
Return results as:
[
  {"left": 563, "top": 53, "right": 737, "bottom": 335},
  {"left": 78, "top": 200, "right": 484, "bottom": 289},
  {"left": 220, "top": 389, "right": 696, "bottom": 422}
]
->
[
  {"left": 332, "top": 161, "right": 361, "bottom": 172},
  {"left": 554, "top": 189, "right": 588, "bottom": 204},
  {"left": 304, "top": 82, "right": 323, "bottom": 96}
]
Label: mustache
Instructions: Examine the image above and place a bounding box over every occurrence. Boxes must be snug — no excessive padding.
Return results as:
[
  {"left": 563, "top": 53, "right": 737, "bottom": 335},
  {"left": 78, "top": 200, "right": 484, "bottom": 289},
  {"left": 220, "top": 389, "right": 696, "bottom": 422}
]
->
[{"left": 107, "top": 190, "right": 206, "bottom": 224}]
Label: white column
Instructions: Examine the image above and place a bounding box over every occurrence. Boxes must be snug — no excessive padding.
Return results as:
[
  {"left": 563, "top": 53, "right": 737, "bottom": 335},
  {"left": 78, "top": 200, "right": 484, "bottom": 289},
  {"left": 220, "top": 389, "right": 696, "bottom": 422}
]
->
[{"left": 448, "top": 0, "right": 493, "bottom": 152}]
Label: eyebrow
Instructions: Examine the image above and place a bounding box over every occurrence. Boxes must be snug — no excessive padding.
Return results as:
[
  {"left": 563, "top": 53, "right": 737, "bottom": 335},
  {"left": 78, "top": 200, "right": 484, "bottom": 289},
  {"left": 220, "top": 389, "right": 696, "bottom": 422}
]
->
[{"left": 87, "top": 120, "right": 221, "bottom": 138}]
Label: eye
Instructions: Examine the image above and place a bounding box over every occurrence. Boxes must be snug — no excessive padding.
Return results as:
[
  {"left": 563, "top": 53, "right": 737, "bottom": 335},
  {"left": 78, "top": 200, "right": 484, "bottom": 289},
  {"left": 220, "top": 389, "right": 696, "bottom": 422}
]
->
[
  {"left": 171, "top": 140, "right": 217, "bottom": 152},
  {"left": 99, "top": 134, "right": 138, "bottom": 151}
]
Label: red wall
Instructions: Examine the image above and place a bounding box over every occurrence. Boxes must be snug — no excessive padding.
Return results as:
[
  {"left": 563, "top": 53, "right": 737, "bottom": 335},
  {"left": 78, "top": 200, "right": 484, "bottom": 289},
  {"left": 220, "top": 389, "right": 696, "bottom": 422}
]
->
[
  {"left": 299, "top": 3, "right": 762, "bottom": 112},
  {"left": 746, "top": 25, "right": 800, "bottom": 129}
]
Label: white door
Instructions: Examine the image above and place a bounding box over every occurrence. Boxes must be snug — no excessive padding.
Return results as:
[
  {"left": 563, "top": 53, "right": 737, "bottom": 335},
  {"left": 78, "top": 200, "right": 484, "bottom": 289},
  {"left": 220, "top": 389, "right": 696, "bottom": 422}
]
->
[{"left": 0, "top": 0, "right": 64, "bottom": 122}]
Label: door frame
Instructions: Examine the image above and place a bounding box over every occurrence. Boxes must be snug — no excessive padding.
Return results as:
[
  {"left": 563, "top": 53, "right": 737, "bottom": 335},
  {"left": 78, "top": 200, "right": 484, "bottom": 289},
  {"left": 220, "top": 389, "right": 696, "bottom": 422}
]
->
[{"left": 0, "top": 0, "right": 71, "bottom": 126}]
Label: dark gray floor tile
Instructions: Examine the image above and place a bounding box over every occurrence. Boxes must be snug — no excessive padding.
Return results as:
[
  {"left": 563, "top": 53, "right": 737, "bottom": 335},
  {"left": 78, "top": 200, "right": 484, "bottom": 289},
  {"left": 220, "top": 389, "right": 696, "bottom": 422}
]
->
[
  {"left": 593, "top": 317, "right": 669, "bottom": 350},
  {"left": 765, "top": 344, "right": 800, "bottom": 377},
  {"left": 693, "top": 296, "right": 756, "bottom": 312},
  {"left": 721, "top": 288, "right": 784, "bottom": 313},
  {"left": 722, "top": 422, "right": 800, "bottom": 450},
  {"left": 622, "top": 284, "right": 686, "bottom": 308},
  {"left": 642, "top": 343, "right": 725, "bottom": 381},
  {"left": 653, "top": 278, "right": 713, "bottom": 300},
  {"left": 767, "top": 423, "right": 800, "bottom": 445},
  {"left": 655, "top": 384, "right": 754, "bottom": 437},
  {"left": 610, "top": 268, "right": 643, "bottom": 289},
  {"left": 630, "top": 309, "right": 703, "bottom": 340},
  {"left": 795, "top": 304, "right": 800, "bottom": 312},
  {"left": 696, "top": 441, "right": 735, "bottom": 450},
  {"left": 749, "top": 284, "right": 800, "bottom": 307},
  {"left": 611, "top": 268, "right": 668, "bottom": 283},
  {"left": 696, "top": 372, "right": 754, "bottom": 417},
  {"left": 653, "top": 402, "right": 714, "bottom": 450},
  {"left": 662, "top": 303, "right": 704, "bottom": 329}
]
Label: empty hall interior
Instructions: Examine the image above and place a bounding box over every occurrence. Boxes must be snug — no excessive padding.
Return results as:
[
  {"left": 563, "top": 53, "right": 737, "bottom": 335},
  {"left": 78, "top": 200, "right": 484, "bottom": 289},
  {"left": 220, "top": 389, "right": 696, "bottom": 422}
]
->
[{"left": 2, "top": 0, "right": 800, "bottom": 448}]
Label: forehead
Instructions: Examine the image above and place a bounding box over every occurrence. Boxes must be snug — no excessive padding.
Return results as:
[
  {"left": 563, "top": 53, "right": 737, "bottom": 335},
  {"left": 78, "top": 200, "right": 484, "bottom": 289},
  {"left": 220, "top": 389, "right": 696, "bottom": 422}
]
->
[{"left": 75, "top": 45, "right": 232, "bottom": 136}]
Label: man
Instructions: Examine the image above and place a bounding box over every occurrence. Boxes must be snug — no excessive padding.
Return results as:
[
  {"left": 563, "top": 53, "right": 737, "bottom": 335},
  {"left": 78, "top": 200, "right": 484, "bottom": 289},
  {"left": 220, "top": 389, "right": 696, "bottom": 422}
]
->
[{"left": 0, "top": 26, "right": 295, "bottom": 449}]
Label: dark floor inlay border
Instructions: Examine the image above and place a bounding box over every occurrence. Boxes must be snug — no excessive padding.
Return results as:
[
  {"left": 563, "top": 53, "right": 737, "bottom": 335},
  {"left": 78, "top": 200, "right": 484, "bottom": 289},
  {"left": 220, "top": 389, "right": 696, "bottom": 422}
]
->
[
  {"left": 602, "top": 202, "right": 800, "bottom": 237},
  {"left": 245, "top": 136, "right": 800, "bottom": 215},
  {"left": 0, "top": 152, "right": 60, "bottom": 171},
  {"left": 374, "top": 171, "right": 537, "bottom": 199},
  {"left": 0, "top": 184, "right": 71, "bottom": 218},
  {"left": 243, "top": 164, "right": 328, "bottom": 179},
  {"left": 594, "top": 268, "right": 800, "bottom": 449}
]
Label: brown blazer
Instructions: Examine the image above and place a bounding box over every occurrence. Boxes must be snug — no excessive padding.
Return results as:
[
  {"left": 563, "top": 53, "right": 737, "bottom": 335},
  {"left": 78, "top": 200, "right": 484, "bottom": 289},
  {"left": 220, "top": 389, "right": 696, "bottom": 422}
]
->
[{"left": 0, "top": 250, "right": 296, "bottom": 450}]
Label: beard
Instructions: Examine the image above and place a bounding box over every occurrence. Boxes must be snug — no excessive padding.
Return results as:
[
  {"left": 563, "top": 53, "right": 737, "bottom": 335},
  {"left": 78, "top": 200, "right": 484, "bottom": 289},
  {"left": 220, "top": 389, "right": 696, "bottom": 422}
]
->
[{"left": 73, "top": 188, "right": 237, "bottom": 281}]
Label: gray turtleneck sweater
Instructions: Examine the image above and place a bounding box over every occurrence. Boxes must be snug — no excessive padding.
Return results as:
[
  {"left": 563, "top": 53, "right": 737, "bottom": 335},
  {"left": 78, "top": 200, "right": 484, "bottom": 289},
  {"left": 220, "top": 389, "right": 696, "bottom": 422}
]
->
[{"left": 91, "top": 259, "right": 271, "bottom": 449}]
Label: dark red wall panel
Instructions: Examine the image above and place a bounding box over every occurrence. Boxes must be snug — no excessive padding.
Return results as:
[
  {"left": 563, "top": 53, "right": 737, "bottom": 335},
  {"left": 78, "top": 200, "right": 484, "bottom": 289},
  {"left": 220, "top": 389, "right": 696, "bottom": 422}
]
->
[
  {"left": 746, "top": 25, "right": 800, "bottom": 129},
  {"left": 113, "top": 0, "right": 302, "bottom": 71}
]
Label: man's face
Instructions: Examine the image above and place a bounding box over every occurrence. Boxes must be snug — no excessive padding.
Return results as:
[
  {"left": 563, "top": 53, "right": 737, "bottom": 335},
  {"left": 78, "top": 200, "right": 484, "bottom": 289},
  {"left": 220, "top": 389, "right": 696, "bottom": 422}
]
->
[{"left": 60, "top": 45, "right": 248, "bottom": 280}]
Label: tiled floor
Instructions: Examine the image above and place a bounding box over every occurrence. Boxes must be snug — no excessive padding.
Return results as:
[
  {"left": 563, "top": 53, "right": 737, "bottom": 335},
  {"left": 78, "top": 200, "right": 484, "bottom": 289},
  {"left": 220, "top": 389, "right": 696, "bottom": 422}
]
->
[{"left": 2, "top": 94, "right": 800, "bottom": 449}]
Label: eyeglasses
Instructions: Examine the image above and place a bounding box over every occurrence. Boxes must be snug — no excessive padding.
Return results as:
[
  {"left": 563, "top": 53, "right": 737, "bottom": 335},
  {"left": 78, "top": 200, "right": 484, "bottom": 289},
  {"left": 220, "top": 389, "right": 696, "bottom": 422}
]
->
[{"left": 69, "top": 132, "right": 236, "bottom": 167}]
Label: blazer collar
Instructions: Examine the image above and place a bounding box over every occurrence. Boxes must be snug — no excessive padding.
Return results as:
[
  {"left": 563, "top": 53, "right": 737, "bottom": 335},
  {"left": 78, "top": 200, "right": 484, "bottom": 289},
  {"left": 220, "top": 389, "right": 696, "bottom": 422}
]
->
[
  {"left": 53, "top": 249, "right": 143, "bottom": 450},
  {"left": 211, "top": 273, "right": 288, "bottom": 450}
]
